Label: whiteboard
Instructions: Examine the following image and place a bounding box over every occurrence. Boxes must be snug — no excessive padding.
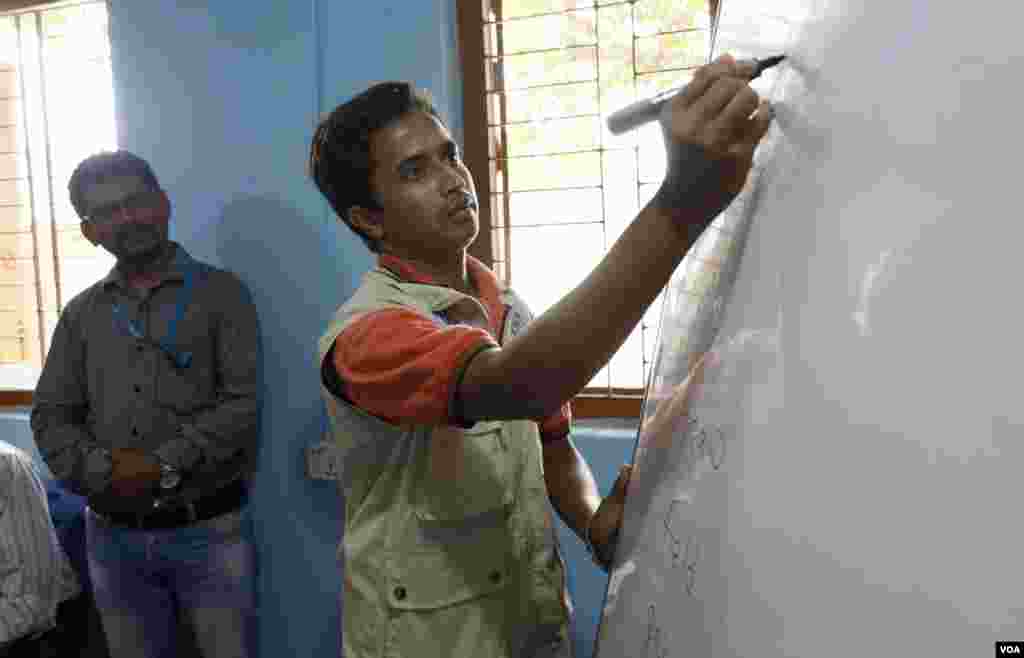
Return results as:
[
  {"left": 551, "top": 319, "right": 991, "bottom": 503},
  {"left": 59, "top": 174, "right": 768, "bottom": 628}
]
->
[{"left": 594, "top": 1, "right": 1024, "bottom": 656}]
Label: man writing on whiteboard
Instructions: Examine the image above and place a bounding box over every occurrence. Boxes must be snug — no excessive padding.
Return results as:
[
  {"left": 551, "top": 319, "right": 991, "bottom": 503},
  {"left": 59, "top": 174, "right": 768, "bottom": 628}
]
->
[{"left": 309, "top": 53, "right": 773, "bottom": 658}]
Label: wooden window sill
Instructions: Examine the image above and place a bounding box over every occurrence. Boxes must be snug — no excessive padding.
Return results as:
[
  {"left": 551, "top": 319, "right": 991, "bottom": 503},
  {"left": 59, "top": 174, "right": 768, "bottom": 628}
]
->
[
  {"left": 572, "top": 393, "right": 642, "bottom": 419},
  {"left": 0, "top": 389, "right": 34, "bottom": 406}
]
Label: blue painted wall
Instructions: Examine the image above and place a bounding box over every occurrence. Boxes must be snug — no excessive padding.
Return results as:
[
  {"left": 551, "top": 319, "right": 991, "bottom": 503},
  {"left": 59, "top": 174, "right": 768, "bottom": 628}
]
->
[
  {"left": 2, "top": 2, "right": 638, "bottom": 656},
  {"left": 554, "top": 420, "right": 637, "bottom": 658},
  {"left": 109, "top": 2, "right": 342, "bottom": 654}
]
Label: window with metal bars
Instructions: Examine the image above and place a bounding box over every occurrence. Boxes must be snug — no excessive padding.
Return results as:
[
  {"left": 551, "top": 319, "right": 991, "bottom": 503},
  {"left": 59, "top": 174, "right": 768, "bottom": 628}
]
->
[
  {"left": 458, "top": 0, "right": 718, "bottom": 416},
  {"left": 0, "top": 0, "right": 116, "bottom": 394}
]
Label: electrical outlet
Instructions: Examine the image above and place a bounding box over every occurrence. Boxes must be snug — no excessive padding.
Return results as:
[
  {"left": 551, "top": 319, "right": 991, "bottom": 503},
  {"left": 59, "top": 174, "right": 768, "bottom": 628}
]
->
[{"left": 305, "top": 439, "right": 341, "bottom": 481}]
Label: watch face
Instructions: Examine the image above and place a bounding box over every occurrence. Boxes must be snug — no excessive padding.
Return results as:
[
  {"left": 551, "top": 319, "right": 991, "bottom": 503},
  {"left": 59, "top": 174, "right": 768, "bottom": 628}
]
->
[{"left": 160, "top": 471, "right": 181, "bottom": 489}]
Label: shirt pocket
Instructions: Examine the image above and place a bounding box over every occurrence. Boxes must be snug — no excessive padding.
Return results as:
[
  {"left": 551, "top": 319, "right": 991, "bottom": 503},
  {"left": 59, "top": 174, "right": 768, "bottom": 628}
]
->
[
  {"left": 416, "top": 421, "right": 516, "bottom": 522},
  {"left": 153, "top": 310, "right": 214, "bottom": 413},
  {"left": 156, "top": 360, "right": 213, "bottom": 414}
]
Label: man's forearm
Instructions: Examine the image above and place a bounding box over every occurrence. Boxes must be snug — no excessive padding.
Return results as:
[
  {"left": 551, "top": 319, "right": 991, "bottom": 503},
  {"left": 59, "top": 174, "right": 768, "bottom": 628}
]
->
[
  {"left": 154, "top": 394, "right": 259, "bottom": 473},
  {"left": 460, "top": 58, "right": 771, "bottom": 425},
  {"left": 464, "top": 203, "right": 699, "bottom": 421},
  {"left": 30, "top": 407, "right": 111, "bottom": 498},
  {"left": 543, "top": 438, "right": 602, "bottom": 543}
]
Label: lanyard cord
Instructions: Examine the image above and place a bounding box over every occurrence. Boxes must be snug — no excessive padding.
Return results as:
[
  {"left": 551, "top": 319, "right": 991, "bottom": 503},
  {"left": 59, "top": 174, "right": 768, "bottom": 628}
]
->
[{"left": 112, "top": 266, "right": 196, "bottom": 369}]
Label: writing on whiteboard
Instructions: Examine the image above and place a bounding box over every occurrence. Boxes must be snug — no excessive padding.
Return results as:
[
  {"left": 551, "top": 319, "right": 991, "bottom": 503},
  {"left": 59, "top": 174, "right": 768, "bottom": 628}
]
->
[
  {"left": 645, "top": 604, "right": 671, "bottom": 658},
  {"left": 682, "top": 414, "right": 728, "bottom": 473},
  {"left": 664, "top": 498, "right": 702, "bottom": 597}
]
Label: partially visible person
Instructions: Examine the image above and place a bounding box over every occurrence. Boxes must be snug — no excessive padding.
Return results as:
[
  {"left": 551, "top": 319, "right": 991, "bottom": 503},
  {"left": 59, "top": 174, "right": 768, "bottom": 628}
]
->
[
  {"left": 0, "top": 440, "right": 80, "bottom": 657},
  {"left": 31, "top": 150, "right": 261, "bottom": 658},
  {"left": 44, "top": 479, "right": 109, "bottom": 658}
]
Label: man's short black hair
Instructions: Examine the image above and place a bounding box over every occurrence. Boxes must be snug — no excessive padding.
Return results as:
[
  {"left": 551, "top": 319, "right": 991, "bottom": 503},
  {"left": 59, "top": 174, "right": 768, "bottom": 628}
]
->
[
  {"left": 309, "top": 81, "right": 443, "bottom": 252},
  {"left": 68, "top": 150, "right": 161, "bottom": 222}
]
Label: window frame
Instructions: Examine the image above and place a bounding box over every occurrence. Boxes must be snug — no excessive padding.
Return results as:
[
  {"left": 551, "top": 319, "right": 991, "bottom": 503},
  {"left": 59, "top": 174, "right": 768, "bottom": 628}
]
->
[
  {"left": 2, "top": 0, "right": 648, "bottom": 418},
  {"left": 0, "top": 1, "right": 65, "bottom": 13},
  {"left": 456, "top": 0, "right": 648, "bottom": 418},
  {"left": 0, "top": 0, "right": 112, "bottom": 407}
]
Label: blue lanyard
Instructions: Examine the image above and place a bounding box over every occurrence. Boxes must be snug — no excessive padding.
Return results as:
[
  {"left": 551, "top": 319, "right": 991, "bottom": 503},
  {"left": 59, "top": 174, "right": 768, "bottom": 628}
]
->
[{"left": 112, "top": 266, "right": 196, "bottom": 369}]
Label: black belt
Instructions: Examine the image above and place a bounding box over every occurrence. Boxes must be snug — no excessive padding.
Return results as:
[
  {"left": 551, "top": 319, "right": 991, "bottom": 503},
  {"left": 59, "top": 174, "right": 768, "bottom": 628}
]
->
[{"left": 93, "top": 479, "right": 247, "bottom": 530}]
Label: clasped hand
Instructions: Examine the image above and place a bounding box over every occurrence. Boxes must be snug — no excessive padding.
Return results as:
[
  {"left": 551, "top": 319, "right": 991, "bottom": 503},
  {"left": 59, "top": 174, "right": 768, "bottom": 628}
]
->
[{"left": 94, "top": 447, "right": 162, "bottom": 513}]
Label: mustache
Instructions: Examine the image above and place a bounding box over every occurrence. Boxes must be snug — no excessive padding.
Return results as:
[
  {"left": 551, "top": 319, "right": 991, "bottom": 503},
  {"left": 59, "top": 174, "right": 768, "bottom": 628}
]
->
[
  {"left": 449, "top": 191, "right": 478, "bottom": 213},
  {"left": 113, "top": 224, "right": 161, "bottom": 250},
  {"left": 114, "top": 223, "right": 159, "bottom": 237}
]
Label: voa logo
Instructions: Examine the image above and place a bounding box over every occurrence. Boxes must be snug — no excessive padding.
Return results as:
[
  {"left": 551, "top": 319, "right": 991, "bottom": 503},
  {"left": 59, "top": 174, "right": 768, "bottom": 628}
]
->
[{"left": 999, "top": 646, "right": 1021, "bottom": 655}]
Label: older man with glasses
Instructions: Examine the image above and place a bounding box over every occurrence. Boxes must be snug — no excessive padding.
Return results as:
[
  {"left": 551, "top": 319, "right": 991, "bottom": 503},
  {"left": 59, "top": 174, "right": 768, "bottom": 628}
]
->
[{"left": 30, "top": 151, "right": 262, "bottom": 658}]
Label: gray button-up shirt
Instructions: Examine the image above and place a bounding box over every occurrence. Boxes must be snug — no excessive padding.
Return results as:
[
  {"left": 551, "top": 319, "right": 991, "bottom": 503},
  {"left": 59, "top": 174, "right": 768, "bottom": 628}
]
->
[{"left": 30, "top": 242, "right": 260, "bottom": 506}]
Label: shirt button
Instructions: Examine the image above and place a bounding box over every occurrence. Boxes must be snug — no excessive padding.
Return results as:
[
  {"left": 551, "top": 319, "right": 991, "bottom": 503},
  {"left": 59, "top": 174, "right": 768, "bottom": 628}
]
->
[
  {"left": 393, "top": 586, "right": 407, "bottom": 601},
  {"left": 134, "top": 385, "right": 141, "bottom": 393},
  {"left": 136, "top": 345, "right": 143, "bottom": 352},
  {"left": 489, "top": 570, "right": 502, "bottom": 584}
]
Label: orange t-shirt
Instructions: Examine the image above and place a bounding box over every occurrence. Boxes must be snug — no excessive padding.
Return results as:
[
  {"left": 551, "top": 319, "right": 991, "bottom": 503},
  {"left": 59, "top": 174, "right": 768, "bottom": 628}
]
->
[{"left": 331, "top": 254, "right": 571, "bottom": 443}]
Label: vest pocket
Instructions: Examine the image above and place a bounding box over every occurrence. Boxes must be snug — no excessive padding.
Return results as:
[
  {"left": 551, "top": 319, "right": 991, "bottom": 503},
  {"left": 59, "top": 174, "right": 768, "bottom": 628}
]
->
[
  {"left": 386, "top": 422, "right": 518, "bottom": 651},
  {"left": 387, "top": 515, "right": 512, "bottom": 611},
  {"left": 384, "top": 524, "right": 514, "bottom": 657}
]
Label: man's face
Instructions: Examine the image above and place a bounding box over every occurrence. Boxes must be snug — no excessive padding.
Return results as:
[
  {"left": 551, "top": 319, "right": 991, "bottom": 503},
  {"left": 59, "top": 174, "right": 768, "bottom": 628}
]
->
[
  {"left": 79, "top": 174, "right": 170, "bottom": 264},
  {"left": 359, "top": 111, "right": 478, "bottom": 257}
]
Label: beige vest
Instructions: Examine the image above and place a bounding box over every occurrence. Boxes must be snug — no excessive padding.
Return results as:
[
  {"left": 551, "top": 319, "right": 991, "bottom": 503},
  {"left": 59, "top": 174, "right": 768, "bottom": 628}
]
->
[{"left": 317, "top": 267, "right": 571, "bottom": 658}]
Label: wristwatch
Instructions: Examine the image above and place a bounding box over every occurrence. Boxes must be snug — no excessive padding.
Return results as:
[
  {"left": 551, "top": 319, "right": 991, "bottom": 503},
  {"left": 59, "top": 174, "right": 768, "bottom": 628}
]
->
[{"left": 159, "top": 463, "right": 182, "bottom": 490}]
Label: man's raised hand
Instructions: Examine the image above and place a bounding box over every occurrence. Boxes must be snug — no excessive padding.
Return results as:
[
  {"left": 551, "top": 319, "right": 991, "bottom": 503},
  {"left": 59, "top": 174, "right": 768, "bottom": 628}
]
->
[{"left": 654, "top": 54, "right": 774, "bottom": 228}]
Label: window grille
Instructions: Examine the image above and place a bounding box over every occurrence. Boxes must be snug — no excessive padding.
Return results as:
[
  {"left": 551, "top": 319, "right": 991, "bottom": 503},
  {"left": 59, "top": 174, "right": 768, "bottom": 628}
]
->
[
  {"left": 460, "top": 0, "right": 717, "bottom": 404},
  {"left": 0, "top": 0, "right": 115, "bottom": 389}
]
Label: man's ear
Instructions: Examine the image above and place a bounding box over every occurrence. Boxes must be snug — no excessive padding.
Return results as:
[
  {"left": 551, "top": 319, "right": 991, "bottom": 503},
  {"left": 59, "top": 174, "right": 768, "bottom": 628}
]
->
[
  {"left": 80, "top": 221, "right": 99, "bottom": 246},
  {"left": 348, "top": 206, "right": 385, "bottom": 243},
  {"left": 158, "top": 188, "right": 171, "bottom": 217}
]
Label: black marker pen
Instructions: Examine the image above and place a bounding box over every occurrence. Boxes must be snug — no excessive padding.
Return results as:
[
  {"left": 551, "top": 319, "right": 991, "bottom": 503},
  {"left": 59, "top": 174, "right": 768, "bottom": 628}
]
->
[{"left": 606, "top": 55, "right": 786, "bottom": 136}]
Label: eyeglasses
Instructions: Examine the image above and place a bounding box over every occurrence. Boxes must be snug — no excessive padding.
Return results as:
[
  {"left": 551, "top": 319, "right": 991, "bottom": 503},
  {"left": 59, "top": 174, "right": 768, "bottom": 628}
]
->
[{"left": 86, "top": 189, "right": 161, "bottom": 224}]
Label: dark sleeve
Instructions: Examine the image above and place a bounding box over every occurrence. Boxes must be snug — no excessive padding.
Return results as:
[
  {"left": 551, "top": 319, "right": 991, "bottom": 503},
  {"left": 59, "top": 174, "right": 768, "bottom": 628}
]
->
[{"left": 30, "top": 298, "right": 112, "bottom": 499}]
